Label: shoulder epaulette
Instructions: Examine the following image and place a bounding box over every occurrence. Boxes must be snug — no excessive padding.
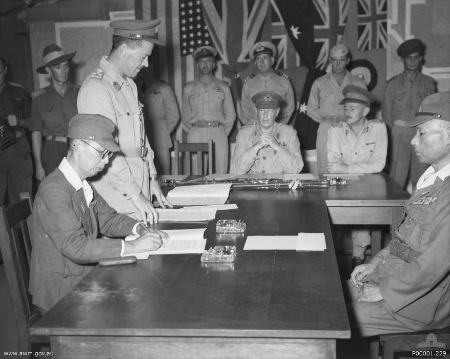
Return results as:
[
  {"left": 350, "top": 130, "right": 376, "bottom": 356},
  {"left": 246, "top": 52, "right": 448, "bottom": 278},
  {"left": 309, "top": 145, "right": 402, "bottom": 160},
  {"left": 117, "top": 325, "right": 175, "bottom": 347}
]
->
[
  {"left": 275, "top": 71, "right": 289, "bottom": 80},
  {"left": 9, "top": 82, "right": 23, "bottom": 89},
  {"left": 386, "top": 73, "right": 402, "bottom": 84},
  {"left": 90, "top": 67, "right": 105, "bottom": 80},
  {"left": 369, "top": 119, "right": 384, "bottom": 124},
  {"left": 31, "top": 88, "right": 46, "bottom": 99},
  {"left": 332, "top": 122, "right": 346, "bottom": 128},
  {"left": 244, "top": 74, "right": 256, "bottom": 83}
]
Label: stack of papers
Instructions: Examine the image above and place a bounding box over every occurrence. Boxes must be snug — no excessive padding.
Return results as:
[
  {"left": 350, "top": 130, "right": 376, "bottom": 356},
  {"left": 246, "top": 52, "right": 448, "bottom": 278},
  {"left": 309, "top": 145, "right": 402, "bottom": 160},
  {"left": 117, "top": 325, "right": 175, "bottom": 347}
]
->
[
  {"left": 156, "top": 208, "right": 217, "bottom": 221},
  {"left": 283, "top": 173, "right": 316, "bottom": 181},
  {"left": 124, "top": 228, "right": 207, "bottom": 259},
  {"left": 243, "top": 233, "right": 326, "bottom": 251},
  {"left": 167, "top": 184, "right": 232, "bottom": 206},
  {"left": 323, "top": 173, "right": 362, "bottom": 180}
]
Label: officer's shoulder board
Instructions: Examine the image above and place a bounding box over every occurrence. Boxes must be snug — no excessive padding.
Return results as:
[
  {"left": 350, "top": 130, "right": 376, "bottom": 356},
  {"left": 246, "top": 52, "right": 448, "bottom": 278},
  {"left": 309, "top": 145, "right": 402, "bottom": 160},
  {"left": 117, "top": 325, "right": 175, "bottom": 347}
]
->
[
  {"left": 244, "top": 74, "right": 257, "bottom": 83},
  {"left": 369, "top": 118, "right": 384, "bottom": 124},
  {"left": 241, "top": 123, "right": 257, "bottom": 130},
  {"left": 31, "top": 88, "right": 46, "bottom": 100},
  {"left": 275, "top": 70, "right": 289, "bottom": 80},
  {"left": 89, "top": 66, "right": 105, "bottom": 80}
]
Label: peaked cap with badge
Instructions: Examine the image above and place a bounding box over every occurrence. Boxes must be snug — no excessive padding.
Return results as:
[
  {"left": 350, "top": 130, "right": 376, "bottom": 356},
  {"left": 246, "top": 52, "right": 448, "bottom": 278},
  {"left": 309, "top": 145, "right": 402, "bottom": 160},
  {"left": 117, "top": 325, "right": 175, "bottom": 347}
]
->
[
  {"left": 330, "top": 44, "right": 349, "bottom": 58},
  {"left": 397, "top": 38, "right": 425, "bottom": 58},
  {"left": 192, "top": 46, "right": 217, "bottom": 62},
  {"left": 339, "top": 85, "right": 376, "bottom": 107},
  {"left": 252, "top": 91, "right": 282, "bottom": 110},
  {"left": 110, "top": 19, "right": 164, "bottom": 45},
  {"left": 250, "top": 41, "right": 276, "bottom": 61},
  {"left": 408, "top": 92, "right": 450, "bottom": 127},
  {"left": 36, "top": 44, "right": 76, "bottom": 74}
]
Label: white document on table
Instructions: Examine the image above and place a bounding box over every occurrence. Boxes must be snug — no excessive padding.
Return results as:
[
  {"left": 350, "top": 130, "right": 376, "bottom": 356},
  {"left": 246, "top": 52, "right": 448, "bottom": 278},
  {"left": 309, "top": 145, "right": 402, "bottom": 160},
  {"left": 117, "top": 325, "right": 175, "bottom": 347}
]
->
[
  {"left": 296, "top": 233, "right": 326, "bottom": 251},
  {"left": 124, "top": 228, "right": 207, "bottom": 259},
  {"left": 167, "top": 184, "right": 232, "bottom": 206},
  {"left": 180, "top": 204, "right": 238, "bottom": 211},
  {"left": 243, "top": 236, "right": 298, "bottom": 250},
  {"left": 323, "top": 173, "right": 361, "bottom": 180},
  {"left": 283, "top": 173, "right": 317, "bottom": 181},
  {"left": 156, "top": 208, "right": 217, "bottom": 221}
]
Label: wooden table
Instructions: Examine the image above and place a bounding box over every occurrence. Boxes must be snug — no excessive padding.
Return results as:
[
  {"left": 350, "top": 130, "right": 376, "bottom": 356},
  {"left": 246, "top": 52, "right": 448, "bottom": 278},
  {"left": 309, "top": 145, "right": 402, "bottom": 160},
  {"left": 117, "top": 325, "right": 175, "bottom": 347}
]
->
[{"left": 30, "top": 173, "right": 408, "bottom": 359}]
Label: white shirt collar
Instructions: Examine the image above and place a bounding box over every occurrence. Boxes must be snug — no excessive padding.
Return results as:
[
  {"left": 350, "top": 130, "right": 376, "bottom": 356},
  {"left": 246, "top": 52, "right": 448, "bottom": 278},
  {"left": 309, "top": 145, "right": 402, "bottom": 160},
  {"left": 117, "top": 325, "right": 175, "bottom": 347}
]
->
[
  {"left": 58, "top": 158, "right": 93, "bottom": 205},
  {"left": 416, "top": 163, "right": 450, "bottom": 190}
]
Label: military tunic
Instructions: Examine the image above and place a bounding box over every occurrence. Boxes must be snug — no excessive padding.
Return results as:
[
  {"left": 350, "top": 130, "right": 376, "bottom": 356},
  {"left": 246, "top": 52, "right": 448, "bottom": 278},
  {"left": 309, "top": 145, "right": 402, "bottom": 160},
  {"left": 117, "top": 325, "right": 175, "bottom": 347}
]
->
[
  {"left": 29, "top": 82, "right": 79, "bottom": 176},
  {"left": 231, "top": 122, "right": 303, "bottom": 174},
  {"left": 0, "top": 82, "right": 33, "bottom": 205},
  {"left": 182, "top": 77, "right": 235, "bottom": 174},
  {"left": 382, "top": 72, "right": 435, "bottom": 189},
  {"left": 348, "top": 165, "right": 450, "bottom": 336},
  {"left": 78, "top": 57, "right": 157, "bottom": 218},
  {"left": 142, "top": 78, "right": 179, "bottom": 174},
  {"left": 307, "top": 71, "right": 366, "bottom": 173},
  {"left": 240, "top": 70, "right": 295, "bottom": 125}
]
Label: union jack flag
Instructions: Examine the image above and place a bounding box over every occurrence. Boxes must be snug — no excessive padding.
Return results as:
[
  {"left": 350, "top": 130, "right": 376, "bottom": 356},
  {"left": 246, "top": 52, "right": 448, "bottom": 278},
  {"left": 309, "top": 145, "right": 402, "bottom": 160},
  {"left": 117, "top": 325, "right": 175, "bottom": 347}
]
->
[
  {"left": 313, "top": 0, "right": 349, "bottom": 70},
  {"left": 357, "top": 0, "right": 387, "bottom": 51}
]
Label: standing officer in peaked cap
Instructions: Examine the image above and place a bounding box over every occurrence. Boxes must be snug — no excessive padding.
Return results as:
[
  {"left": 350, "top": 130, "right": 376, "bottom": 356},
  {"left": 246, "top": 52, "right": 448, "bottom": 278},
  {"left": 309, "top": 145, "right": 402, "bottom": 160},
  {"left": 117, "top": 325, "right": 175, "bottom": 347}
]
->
[
  {"left": 348, "top": 92, "right": 450, "bottom": 337},
  {"left": 30, "top": 44, "right": 80, "bottom": 183},
  {"left": 182, "top": 45, "right": 236, "bottom": 174},
  {"left": 231, "top": 91, "right": 303, "bottom": 174},
  {"left": 240, "top": 41, "right": 295, "bottom": 126},
  {"left": 382, "top": 38, "right": 436, "bottom": 191},
  {"left": 78, "top": 19, "right": 172, "bottom": 224},
  {"left": 327, "top": 84, "right": 388, "bottom": 269},
  {"left": 29, "top": 113, "right": 168, "bottom": 312}
]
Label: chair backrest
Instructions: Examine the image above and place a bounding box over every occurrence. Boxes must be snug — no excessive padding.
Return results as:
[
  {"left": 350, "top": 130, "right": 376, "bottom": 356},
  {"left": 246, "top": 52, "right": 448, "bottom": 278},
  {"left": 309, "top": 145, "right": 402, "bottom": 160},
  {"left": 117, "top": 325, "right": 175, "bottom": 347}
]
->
[
  {"left": 173, "top": 140, "right": 213, "bottom": 175},
  {"left": 0, "top": 193, "right": 35, "bottom": 334}
]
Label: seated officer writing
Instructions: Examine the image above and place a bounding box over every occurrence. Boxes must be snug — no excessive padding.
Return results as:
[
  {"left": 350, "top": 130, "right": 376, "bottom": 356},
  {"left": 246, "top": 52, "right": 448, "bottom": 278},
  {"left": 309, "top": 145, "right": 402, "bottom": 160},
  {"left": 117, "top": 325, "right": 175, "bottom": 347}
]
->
[
  {"left": 327, "top": 85, "right": 387, "bottom": 269},
  {"left": 231, "top": 91, "right": 303, "bottom": 174},
  {"left": 348, "top": 92, "right": 450, "bottom": 336},
  {"left": 29, "top": 114, "right": 168, "bottom": 312}
]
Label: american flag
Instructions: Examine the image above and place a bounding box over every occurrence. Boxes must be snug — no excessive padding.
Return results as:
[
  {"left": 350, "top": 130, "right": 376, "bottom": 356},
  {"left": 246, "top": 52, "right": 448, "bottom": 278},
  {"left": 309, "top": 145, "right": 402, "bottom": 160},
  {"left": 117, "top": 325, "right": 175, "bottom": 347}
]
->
[
  {"left": 179, "top": 0, "right": 211, "bottom": 56},
  {"left": 357, "top": 0, "right": 387, "bottom": 51}
]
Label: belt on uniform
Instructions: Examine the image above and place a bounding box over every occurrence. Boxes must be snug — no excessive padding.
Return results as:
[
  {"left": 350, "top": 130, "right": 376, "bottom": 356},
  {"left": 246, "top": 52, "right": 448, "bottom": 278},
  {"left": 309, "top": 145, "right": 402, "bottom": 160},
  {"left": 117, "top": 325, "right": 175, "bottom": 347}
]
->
[
  {"left": 390, "top": 237, "right": 422, "bottom": 263},
  {"left": 46, "top": 135, "right": 67, "bottom": 142},
  {"left": 191, "top": 122, "right": 222, "bottom": 128},
  {"left": 121, "top": 146, "right": 148, "bottom": 159}
]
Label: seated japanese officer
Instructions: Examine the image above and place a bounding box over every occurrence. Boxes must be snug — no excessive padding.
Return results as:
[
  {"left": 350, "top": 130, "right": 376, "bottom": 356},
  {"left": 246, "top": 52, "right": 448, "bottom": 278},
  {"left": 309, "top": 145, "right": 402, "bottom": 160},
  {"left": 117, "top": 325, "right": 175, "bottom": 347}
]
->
[
  {"left": 29, "top": 114, "right": 168, "bottom": 313},
  {"left": 231, "top": 91, "right": 303, "bottom": 174},
  {"left": 347, "top": 92, "right": 450, "bottom": 337}
]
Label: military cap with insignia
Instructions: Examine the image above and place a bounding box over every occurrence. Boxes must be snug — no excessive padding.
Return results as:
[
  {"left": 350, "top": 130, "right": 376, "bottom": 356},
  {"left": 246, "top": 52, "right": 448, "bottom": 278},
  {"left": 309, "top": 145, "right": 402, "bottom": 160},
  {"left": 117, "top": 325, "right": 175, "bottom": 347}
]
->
[
  {"left": 408, "top": 92, "right": 450, "bottom": 127},
  {"left": 67, "top": 114, "right": 120, "bottom": 152},
  {"left": 330, "top": 43, "right": 349, "bottom": 58},
  {"left": 339, "top": 85, "right": 376, "bottom": 107},
  {"left": 110, "top": 19, "right": 164, "bottom": 45},
  {"left": 397, "top": 38, "right": 424, "bottom": 58},
  {"left": 192, "top": 46, "right": 217, "bottom": 61},
  {"left": 252, "top": 91, "right": 282, "bottom": 109},
  {"left": 36, "top": 44, "right": 76, "bottom": 74},
  {"left": 250, "top": 41, "right": 276, "bottom": 61}
]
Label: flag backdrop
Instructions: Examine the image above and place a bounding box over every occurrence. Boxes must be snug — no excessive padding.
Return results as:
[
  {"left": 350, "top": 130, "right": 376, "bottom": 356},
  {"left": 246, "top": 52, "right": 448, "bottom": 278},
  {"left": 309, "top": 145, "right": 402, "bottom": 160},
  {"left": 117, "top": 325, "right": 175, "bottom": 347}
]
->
[{"left": 357, "top": 0, "right": 387, "bottom": 51}]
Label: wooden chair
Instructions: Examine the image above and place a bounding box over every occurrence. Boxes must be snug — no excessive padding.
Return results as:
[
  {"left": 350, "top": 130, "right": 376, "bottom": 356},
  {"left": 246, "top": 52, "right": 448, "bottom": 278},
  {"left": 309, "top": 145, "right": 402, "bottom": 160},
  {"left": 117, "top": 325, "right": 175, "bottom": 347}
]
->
[
  {"left": 173, "top": 140, "right": 213, "bottom": 175},
  {"left": 0, "top": 193, "right": 49, "bottom": 354}
]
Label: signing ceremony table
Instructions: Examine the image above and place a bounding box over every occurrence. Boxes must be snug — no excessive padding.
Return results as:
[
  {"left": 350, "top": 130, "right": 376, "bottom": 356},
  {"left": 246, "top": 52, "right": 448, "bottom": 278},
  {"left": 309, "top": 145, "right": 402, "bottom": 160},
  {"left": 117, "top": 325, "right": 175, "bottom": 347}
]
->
[{"left": 30, "top": 173, "right": 409, "bottom": 359}]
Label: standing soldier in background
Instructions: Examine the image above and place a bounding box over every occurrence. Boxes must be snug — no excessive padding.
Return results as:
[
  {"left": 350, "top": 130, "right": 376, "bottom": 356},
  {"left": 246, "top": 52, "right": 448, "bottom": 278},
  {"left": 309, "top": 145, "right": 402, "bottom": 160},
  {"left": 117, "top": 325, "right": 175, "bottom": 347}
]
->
[
  {"left": 0, "top": 57, "right": 33, "bottom": 206},
  {"left": 78, "top": 19, "right": 171, "bottom": 223},
  {"left": 142, "top": 75, "right": 179, "bottom": 174},
  {"left": 182, "top": 46, "right": 235, "bottom": 174},
  {"left": 307, "top": 44, "right": 366, "bottom": 174},
  {"left": 240, "top": 41, "right": 295, "bottom": 125},
  {"left": 29, "top": 44, "right": 79, "bottom": 182},
  {"left": 382, "top": 39, "right": 435, "bottom": 191}
]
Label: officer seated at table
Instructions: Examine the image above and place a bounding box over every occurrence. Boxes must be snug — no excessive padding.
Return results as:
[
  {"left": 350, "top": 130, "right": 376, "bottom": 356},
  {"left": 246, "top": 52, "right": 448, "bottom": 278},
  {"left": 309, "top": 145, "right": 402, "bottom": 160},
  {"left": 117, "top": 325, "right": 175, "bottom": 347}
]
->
[
  {"left": 347, "top": 92, "right": 450, "bottom": 337},
  {"left": 231, "top": 91, "right": 303, "bottom": 174},
  {"left": 29, "top": 114, "right": 168, "bottom": 313},
  {"left": 327, "top": 85, "right": 388, "bottom": 269}
]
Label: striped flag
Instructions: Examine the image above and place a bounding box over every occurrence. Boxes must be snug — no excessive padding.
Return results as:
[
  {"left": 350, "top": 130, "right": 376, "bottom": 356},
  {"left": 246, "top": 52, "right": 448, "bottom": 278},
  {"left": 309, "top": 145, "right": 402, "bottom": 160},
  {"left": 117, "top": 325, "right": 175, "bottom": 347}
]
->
[
  {"left": 357, "top": 0, "right": 387, "bottom": 51},
  {"left": 179, "top": 0, "right": 211, "bottom": 56}
]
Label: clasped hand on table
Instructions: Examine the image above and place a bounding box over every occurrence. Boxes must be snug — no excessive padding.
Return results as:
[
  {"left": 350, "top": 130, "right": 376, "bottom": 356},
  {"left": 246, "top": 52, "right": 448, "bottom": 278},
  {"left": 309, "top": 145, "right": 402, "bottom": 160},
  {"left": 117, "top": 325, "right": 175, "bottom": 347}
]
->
[{"left": 253, "top": 132, "right": 281, "bottom": 153}]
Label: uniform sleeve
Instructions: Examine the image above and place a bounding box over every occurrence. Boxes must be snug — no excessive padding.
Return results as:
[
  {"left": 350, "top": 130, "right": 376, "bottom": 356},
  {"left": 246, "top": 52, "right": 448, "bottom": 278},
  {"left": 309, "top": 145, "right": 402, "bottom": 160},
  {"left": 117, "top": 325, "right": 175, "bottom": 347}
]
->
[
  {"left": 379, "top": 187, "right": 450, "bottom": 312},
  {"left": 181, "top": 85, "right": 192, "bottom": 132},
  {"left": 78, "top": 79, "right": 142, "bottom": 198},
  {"left": 20, "top": 88, "right": 32, "bottom": 120},
  {"left": 222, "top": 85, "right": 236, "bottom": 136},
  {"left": 279, "top": 79, "right": 295, "bottom": 124},
  {"left": 327, "top": 126, "right": 342, "bottom": 164},
  {"left": 240, "top": 82, "right": 257, "bottom": 125},
  {"left": 29, "top": 97, "right": 45, "bottom": 132},
  {"left": 230, "top": 129, "right": 258, "bottom": 174},
  {"left": 306, "top": 80, "right": 322, "bottom": 124},
  {"left": 276, "top": 127, "right": 303, "bottom": 173},
  {"left": 347, "top": 124, "right": 387, "bottom": 173},
  {"left": 163, "top": 85, "right": 180, "bottom": 134},
  {"left": 381, "top": 81, "right": 394, "bottom": 126}
]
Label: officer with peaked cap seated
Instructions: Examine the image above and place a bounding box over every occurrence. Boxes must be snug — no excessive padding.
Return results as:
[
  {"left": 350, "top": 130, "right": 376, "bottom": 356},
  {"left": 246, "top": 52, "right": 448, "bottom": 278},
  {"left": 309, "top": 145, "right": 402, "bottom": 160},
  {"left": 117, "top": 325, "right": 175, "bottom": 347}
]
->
[
  {"left": 240, "top": 41, "right": 295, "bottom": 125},
  {"left": 78, "top": 19, "right": 172, "bottom": 224},
  {"left": 29, "top": 113, "right": 168, "bottom": 312},
  {"left": 307, "top": 43, "right": 367, "bottom": 174},
  {"left": 347, "top": 92, "right": 450, "bottom": 337},
  {"left": 30, "top": 44, "right": 80, "bottom": 183},
  {"left": 326, "top": 84, "right": 388, "bottom": 269},
  {"left": 382, "top": 38, "right": 436, "bottom": 191},
  {"left": 231, "top": 91, "right": 303, "bottom": 174},
  {"left": 182, "top": 45, "right": 235, "bottom": 174}
]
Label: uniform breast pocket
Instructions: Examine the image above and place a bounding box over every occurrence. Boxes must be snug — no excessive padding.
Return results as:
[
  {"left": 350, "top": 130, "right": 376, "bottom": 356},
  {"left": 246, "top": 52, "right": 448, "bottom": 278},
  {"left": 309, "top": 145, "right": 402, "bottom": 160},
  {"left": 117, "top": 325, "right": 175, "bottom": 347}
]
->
[
  {"left": 399, "top": 207, "right": 425, "bottom": 249},
  {"left": 146, "top": 94, "right": 165, "bottom": 117},
  {"left": 320, "top": 90, "right": 334, "bottom": 102},
  {"left": 360, "top": 143, "right": 376, "bottom": 161},
  {"left": 340, "top": 148, "right": 352, "bottom": 163}
]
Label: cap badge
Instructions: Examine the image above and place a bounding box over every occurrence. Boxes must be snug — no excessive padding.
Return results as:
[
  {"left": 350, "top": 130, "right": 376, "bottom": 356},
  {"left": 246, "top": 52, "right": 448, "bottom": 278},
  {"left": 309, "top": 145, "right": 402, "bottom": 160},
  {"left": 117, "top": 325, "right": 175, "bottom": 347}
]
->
[
  {"left": 256, "top": 44, "right": 264, "bottom": 51},
  {"left": 264, "top": 94, "right": 272, "bottom": 102}
]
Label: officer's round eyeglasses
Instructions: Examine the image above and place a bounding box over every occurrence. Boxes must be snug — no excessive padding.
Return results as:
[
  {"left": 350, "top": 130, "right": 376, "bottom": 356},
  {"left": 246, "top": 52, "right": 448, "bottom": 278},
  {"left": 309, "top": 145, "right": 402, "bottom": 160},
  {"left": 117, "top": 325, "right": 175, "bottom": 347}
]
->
[{"left": 81, "top": 140, "right": 113, "bottom": 160}]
